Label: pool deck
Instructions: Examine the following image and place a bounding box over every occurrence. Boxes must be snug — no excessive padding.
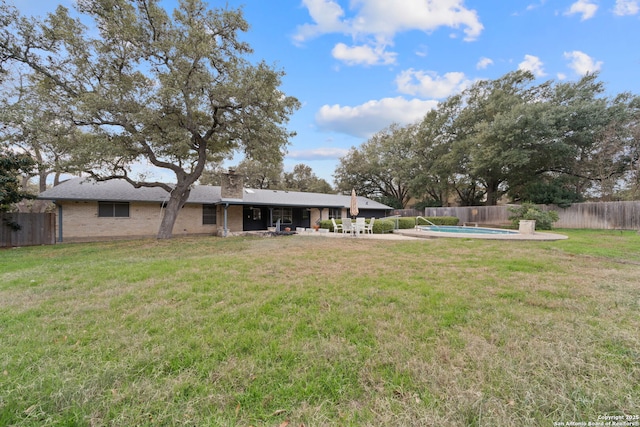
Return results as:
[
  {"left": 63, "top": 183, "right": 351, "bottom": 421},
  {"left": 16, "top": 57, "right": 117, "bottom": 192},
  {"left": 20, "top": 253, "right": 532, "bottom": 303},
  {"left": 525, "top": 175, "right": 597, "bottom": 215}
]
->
[
  {"left": 288, "top": 228, "right": 568, "bottom": 241},
  {"left": 393, "top": 227, "right": 568, "bottom": 241}
]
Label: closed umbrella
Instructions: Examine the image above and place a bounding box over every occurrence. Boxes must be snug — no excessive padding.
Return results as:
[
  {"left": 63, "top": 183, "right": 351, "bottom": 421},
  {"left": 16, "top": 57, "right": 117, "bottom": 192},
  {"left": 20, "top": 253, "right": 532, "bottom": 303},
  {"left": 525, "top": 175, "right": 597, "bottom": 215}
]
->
[{"left": 350, "top": 188, "right": 359, "bottom": 218}]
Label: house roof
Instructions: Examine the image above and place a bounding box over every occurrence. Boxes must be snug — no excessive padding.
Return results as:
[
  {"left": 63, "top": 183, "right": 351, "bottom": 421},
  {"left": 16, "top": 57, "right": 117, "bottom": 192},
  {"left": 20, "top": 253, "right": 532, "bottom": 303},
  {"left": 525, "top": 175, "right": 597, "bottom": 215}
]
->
[{"left": 38, "top": 178, "right": 392, "bottom": 210}]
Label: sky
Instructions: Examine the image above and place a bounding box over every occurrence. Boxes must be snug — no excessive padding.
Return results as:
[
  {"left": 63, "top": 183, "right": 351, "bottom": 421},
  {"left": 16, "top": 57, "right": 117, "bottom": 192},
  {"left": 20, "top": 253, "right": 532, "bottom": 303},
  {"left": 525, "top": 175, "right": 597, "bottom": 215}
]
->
[{"left": 10, "top": 0, "right": 640, "bottom": 185}]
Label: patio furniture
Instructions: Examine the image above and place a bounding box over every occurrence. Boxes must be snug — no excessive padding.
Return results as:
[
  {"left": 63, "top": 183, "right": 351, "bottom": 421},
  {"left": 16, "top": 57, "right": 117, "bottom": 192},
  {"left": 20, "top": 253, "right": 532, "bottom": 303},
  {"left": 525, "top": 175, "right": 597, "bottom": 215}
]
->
[
  {"left": 363, "top": 217, "right": 375, "bottom": 234},
  {"left": 331, "top": 218, "right": 343, "bottom": 233},
  {"left": 341, "top": 218, "right": 355, "bottom": 236},
  {"left": 355, "top": 217, "right": 366, "bottom": 235}
]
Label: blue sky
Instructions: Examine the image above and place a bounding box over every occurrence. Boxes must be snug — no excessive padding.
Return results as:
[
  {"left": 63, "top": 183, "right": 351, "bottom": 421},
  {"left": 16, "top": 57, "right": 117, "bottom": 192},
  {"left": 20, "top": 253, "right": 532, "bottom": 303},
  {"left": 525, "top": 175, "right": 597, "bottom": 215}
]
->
[{"left": 12, "top": 0, "right": 640, "bottom": 184}]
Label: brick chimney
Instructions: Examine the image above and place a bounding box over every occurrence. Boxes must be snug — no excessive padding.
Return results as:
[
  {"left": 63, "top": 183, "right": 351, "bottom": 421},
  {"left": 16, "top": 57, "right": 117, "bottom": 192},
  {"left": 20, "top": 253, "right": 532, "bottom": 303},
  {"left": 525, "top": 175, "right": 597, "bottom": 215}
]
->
[{"left": 221, "top": 168, "right": 243, "bottom": 199}]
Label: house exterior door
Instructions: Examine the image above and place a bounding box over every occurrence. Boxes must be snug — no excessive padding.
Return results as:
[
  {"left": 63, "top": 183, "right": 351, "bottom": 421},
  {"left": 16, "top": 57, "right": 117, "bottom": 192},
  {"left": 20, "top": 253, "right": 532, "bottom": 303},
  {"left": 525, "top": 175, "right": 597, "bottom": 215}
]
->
[{"left": 243, "top": 206, "right": 268, "bottom": 231}]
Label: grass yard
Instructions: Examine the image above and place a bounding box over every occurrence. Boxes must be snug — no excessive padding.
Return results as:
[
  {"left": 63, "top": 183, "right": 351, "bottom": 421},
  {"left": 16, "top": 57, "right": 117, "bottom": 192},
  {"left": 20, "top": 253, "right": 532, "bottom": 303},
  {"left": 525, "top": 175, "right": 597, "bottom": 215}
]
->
[{"left": 1, "top": 229, "right": 639, "bottom": 426}]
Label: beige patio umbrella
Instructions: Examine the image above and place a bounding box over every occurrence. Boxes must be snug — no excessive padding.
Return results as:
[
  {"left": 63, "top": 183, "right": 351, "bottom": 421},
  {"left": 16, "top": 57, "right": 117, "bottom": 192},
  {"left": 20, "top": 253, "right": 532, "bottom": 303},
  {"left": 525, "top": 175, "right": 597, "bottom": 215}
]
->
[{"left": 350, "top": 188, "right": 359, "bottom": 218}]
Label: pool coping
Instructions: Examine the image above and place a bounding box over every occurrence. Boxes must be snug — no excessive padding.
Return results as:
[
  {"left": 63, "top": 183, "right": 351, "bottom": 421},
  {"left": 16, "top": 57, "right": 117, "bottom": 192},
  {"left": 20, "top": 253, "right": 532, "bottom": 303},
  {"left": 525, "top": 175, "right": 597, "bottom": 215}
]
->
[{"left": 394, "top": 227, "right": 568, "bottom": 241}]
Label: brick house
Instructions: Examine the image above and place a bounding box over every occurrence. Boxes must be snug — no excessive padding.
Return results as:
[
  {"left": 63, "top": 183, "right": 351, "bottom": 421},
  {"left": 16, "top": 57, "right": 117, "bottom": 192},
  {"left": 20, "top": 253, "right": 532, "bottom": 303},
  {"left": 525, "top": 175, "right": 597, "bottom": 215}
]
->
[{"left": 38, "top": 176, "right": 392, "bottom": 242}]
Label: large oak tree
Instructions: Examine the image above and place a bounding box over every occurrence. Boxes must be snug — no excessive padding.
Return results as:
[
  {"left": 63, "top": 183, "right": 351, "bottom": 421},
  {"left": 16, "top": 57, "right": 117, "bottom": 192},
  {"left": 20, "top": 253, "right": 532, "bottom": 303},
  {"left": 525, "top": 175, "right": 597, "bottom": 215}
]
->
[
  {"left": 0, "top": 0, "right": 299, "bottom": 238},
  {"left": 334, "top": 124, "right": 412, "bottom": 208}
]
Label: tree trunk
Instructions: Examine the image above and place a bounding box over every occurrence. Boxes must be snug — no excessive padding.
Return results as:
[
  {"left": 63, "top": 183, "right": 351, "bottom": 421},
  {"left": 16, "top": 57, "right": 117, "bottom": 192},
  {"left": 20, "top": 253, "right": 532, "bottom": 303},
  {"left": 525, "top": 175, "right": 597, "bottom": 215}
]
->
[
  {"left": 39, "top": 170, "right": 48, "bottom": 193},
  {"left": 156, "top": 184, "right": 191, "bottom": 239},
  {"left": 485, "top": 181, "right": 501, "bottom": 206}
]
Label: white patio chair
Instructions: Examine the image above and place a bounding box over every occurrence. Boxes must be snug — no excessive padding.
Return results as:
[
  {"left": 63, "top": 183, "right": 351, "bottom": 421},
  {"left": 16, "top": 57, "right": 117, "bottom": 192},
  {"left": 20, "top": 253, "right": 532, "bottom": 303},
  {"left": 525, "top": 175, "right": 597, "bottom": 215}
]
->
[
  {"left": 331, "top": 218, "right": 343, "bottom": 233},
  {"left": 363, "top": 217, "right": 375, "bottom": 234},
  {"left": 355, "top": 217, "right": 366, "bottom": 235},
  {"left": 341, "top": 218, "right": 355, "bottom": 236}
]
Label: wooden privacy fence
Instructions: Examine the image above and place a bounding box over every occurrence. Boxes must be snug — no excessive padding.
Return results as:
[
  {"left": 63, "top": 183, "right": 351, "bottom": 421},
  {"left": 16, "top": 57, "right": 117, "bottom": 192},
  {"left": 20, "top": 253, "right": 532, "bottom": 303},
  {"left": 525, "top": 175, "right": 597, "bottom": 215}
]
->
[
  {"left": 424, "top": 201, "right": 640, "bottom": 230},
  {"left": 1, "top": 213, "right": 56, "bottom": 248}
]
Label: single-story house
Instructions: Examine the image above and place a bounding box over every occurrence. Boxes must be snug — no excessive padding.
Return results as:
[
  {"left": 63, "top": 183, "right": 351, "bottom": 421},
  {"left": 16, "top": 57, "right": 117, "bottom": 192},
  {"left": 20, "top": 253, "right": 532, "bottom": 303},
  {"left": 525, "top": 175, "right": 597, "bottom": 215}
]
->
[{"left": 38, "top": 174, "right": 392, "bottom": 242}]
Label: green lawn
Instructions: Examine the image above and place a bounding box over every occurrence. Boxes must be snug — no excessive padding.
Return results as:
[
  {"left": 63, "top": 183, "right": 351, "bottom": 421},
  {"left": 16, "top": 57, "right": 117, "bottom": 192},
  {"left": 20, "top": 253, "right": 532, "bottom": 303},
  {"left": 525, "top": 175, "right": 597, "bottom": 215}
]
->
[{"left": 1, "top": 230, "right": 639, "bottom": 426}]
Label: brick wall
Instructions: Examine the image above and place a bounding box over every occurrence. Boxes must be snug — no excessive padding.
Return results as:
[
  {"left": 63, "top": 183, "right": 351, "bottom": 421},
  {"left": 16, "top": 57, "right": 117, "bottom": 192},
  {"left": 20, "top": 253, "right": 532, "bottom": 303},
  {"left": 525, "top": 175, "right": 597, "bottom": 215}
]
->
[
  {"left": 217, "top": 205, "right": 243, "bottom": 236},
  {"left": 59, "top": 201, "right": 220, "bottom": 241}
]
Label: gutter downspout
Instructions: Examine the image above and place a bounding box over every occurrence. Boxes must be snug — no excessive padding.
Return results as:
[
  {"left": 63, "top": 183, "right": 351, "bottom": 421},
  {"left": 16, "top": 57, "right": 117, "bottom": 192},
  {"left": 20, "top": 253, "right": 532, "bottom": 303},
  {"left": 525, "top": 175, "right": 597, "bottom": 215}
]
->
[
  {"left": 57, "top": 203, "right": 63, "bottom": 243},
  {"left": 223, "top": 203, "right": 229, "bottom": 237}
]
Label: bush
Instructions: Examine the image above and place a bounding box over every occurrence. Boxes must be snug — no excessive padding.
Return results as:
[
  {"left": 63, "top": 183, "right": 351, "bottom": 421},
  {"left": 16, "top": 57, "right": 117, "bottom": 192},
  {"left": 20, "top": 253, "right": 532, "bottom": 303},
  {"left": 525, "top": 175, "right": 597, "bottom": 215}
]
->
[
  {"left": 508, "top": 203, "right": 559, "bottom": 230},
  {"left": 318, "top": 216, "right": 458, "bottom": 233},
  {"left": 372, "top": 219, "right": 395, "bottom": 234},
  {"left": 415, "top": 216, "right": 459, "bottom": 226},
  {"left": 319, "top": 218, "right": 399, "bottom": 234},
  {"left": 318, "top": 219, "right": 335, "bottom": 231},
  {"left": 397, "top": 217, "right": 415, "bottom": 229}
]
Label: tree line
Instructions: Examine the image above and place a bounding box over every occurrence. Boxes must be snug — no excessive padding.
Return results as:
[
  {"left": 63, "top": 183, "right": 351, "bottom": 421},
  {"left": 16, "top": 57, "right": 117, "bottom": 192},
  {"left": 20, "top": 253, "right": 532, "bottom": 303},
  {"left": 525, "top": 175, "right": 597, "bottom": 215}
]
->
[
  {"left": 198, "top": 160, "right": 332, "bottom": 194},
  {"left": 334, "top": 71, "right": 640, "bottom": 208}
]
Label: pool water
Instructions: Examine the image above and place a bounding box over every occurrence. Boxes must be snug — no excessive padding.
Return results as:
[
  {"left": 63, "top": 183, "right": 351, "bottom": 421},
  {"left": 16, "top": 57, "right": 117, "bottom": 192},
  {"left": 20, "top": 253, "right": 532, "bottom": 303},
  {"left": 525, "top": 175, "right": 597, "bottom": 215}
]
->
[{"left": 418, "top": 225, "right": 518, "bottom": 235}]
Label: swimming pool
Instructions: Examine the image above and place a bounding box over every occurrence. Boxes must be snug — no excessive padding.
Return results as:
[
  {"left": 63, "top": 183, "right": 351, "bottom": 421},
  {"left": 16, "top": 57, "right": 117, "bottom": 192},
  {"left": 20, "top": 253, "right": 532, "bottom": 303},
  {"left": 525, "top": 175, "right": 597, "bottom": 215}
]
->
[
  {"left": 417, "top": 225, "right": 518, "bottom": 235},
  {"left": 394, "top": 224, "right": 567, "bottom": 240}
]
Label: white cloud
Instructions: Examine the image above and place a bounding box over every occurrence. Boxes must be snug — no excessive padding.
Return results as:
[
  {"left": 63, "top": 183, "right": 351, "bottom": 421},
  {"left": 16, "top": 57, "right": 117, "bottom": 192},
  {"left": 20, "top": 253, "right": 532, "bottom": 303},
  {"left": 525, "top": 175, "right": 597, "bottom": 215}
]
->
[
  {"left": 293, "top": 0, "right": 349, "bottom": 44},
  {"left": 476, "top": 57, "right": 494, "bottom": 70},
  {"left": 348, "top": 0, "right": 484, "bottom": 42},
  {"left": 564, "top": 50, "right": 603, "bottom": 75},
  {"left": 315, "top": 97, "right": 438, "bottom": 138},
  {"left": 565, "top": 0, "right": 598, "bottom": 20},
  {"left": 526, "top": 1, "right": 548, "bottom": 12},
  {"left": 614, "top": 0, "right": 639, "bottom": 15},
  {"left": 518, "top": 54, "right": 546, "bottom": 77},
  {"left": 331, "top": 42, "right": 397, "bottom": 65},
  {"left": 395, "top": 69, "right": 471, "bottom": 99},
  {"left": 294, "top": 0, "right": 484, "bottom": 65},
  {"left": 288, "top": 147, "right": 350, "bottom": 160},
  {"left": 415, "top": 45, "right": 428, "bottom": 57}
]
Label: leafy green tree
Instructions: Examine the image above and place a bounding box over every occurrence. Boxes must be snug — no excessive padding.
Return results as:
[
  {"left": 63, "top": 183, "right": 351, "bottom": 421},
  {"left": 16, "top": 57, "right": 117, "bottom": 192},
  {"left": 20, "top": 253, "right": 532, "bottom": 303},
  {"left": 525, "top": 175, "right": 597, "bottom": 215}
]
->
[
  {"left": 237, "top": 159, "right": 284, "bottom": 190},
  {"left": 0, "top": 0, "right": 299, "bottom": 238},
  {"left": 452, "top": 70, "right": 555, "bottom": 205},
  {"left": 409, "top": 96, "right": 464, "bottom": 207},
  {"left": 0, "top": 149, "right": 35, "bottom": 211},
  {"left": 199, "top": 159, "right": 285, "bottom": 189},
  {"left": 0, "top": 73, "right": 83, "bottom": 191},
  {"left": 334, "top": 124, "right": 412, "bottom": 208},
  {"left": 618, "top": 109, "right": 640, "bottom": 199},
  {"left": 512, "top": 177, "right": 583, "bottom": 208},
  {"left": 541, "top": 75, "right": 629, "bottom": 200},
  {"left": 282, "top": 163, "right": 333, "bottom": 193},
  {"left": 503, "top": 74, "right": 640, "bottom": 203}
]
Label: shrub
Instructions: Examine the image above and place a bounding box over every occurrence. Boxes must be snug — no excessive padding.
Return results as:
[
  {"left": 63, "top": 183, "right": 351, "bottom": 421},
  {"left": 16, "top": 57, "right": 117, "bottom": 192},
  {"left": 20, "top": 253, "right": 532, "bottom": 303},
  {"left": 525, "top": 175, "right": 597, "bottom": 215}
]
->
[
  {"left": 318, "top": 216, "right": 458, "bottom": 233},
  {"left": 415, "top": 216, "right": 459, "bottom": 226},
  {"left": 319, "top": 218, "right": 396, "bottom": 234},
  {"left": 508, "top": 203, "right": 559, "bottom": 230},
  {"left": 410, "top": 216, "right": 460, "bottom": 228},
  {"left": 397, "top": 217, "right": 416, "bottom": 229},
  {"left": 369, "top": 216, "right": 460, "bottom": 231},
  {"left": 372, "top": 219, "right": 395, "bottom": 234}
]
